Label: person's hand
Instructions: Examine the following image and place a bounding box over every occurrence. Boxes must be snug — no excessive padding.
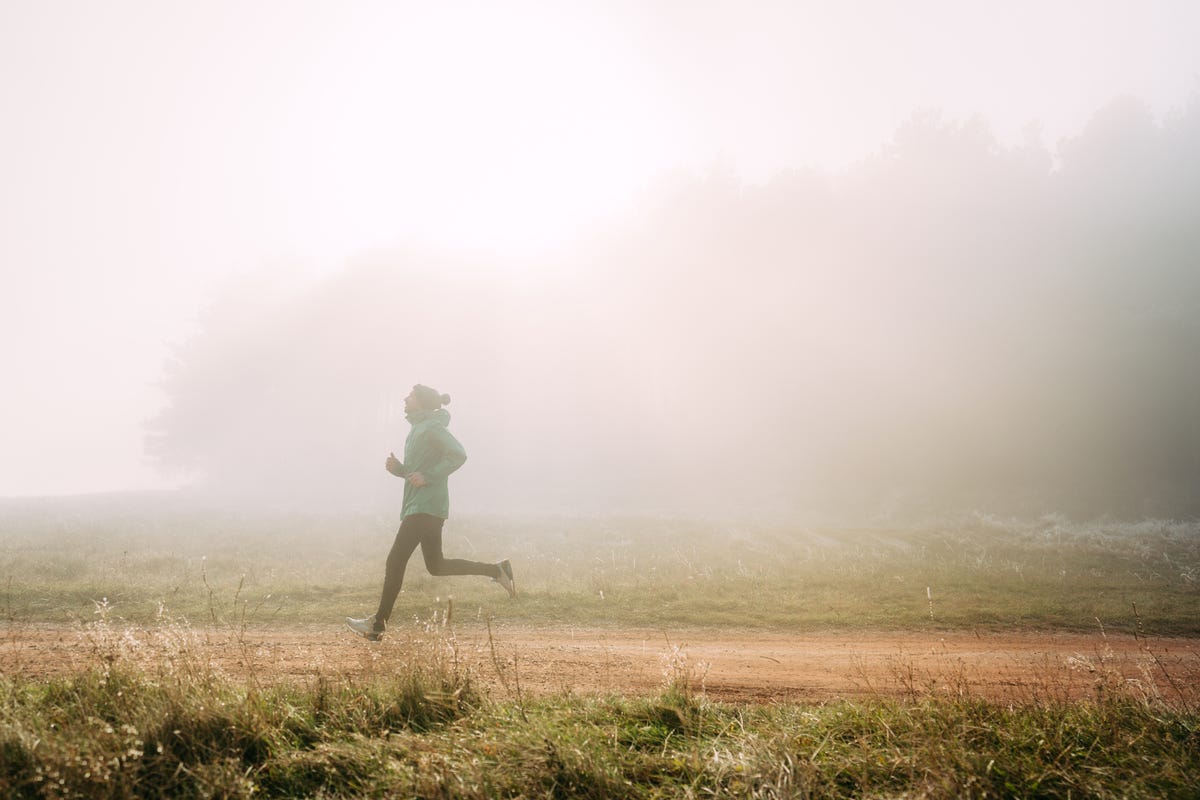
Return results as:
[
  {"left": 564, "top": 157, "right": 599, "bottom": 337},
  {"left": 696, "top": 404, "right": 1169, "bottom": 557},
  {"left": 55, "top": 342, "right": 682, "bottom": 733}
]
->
[
  {"left": 406, "top": 471, "right": 427, "bottom": 488},
  {"left": 385, "top": 452, "right": 404, "bottom": 476}
]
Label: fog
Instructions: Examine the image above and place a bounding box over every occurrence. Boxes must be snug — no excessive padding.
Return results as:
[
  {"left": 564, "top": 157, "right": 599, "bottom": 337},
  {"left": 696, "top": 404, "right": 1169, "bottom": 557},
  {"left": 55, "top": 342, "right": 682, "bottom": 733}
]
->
[
  {"left": 3, "top": 2, "right": 1199, "bottom": 521},
  {"left": 143, "top": 98, "right": 1200, "bottom": 520}
]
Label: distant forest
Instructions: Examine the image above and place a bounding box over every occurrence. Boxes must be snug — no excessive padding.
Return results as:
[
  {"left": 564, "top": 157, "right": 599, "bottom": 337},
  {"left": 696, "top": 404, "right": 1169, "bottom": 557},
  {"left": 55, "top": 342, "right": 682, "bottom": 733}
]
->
[{"left": 148, "top": 96, "right": 1200, "bottom": 521}]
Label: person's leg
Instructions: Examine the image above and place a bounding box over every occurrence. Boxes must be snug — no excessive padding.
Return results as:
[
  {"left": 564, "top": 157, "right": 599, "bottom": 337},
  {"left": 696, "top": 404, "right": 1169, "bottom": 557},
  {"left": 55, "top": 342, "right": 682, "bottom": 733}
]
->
[
  {"left": 374, "top": 515, "right": 423, "bottom": 625},
  {"left": 415, "top": 514, "right": 501, "bottom": 579}
]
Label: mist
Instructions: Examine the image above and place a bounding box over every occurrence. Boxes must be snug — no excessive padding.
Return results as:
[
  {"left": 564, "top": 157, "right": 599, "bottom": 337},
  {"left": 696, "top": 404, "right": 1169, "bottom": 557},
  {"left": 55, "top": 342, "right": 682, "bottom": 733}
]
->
[
  {"left": 4, "top": 2, "right": 1199, "bottom": 521},
  {"left": 144, "top": 96, "right": 1200, "bottom": 521}
]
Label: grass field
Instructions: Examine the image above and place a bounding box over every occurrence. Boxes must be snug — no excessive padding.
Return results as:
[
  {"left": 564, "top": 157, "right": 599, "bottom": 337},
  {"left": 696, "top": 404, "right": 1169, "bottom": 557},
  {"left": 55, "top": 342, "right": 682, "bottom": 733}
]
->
[
  {"left": 2, "top": 496, "right": 1198, "bottom": 797},
  {"left": 2, "top": 497, "right": 1198, "bottom": 636}
]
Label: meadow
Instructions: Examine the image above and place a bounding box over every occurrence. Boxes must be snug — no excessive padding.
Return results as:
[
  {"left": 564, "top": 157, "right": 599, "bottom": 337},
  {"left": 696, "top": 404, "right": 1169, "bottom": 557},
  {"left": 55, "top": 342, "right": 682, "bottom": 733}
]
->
[
  {"left": 2, "top": 495, "right": 1198, "bottom": 635},
  {"left": 1, "top": 495, "right": 1198, "bottom": 797}
]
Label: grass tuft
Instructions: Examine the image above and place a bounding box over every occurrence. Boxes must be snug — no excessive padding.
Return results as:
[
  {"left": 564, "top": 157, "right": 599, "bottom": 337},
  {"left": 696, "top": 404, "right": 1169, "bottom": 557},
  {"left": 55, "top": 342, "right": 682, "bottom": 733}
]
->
[{"left": 3, "top": 662, "right": 1198, "bottom": 798}]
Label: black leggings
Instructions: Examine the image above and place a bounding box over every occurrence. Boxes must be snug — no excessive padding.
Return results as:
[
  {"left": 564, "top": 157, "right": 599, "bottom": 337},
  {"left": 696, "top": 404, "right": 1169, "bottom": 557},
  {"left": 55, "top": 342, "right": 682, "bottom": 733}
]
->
[{"left": 375, "top": 513, "right": 500, "bottom": 623}]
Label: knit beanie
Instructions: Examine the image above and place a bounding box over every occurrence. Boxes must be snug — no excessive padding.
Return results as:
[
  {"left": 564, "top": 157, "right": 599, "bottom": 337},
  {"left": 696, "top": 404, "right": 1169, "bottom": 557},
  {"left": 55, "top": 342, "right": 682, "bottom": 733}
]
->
[{"left": 412, "top": 384, "right": 451, "bottom": 410}]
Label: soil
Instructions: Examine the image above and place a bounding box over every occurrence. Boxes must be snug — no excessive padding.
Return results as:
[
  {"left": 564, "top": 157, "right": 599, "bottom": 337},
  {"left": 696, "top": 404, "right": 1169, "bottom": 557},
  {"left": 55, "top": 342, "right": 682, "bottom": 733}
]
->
[{"left": 3, "top": 623, "right": 1197, "bottom": 704}]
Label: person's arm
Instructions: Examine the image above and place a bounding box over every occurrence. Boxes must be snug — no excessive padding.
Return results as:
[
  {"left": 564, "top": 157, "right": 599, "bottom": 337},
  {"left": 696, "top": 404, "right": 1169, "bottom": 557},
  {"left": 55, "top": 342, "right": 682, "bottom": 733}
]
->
[
  {"left": 385, "top": 452, "right": 406, "bottom": 477},
  {"left": 419, "top": 428, "right": 467, "bottom": 483}
]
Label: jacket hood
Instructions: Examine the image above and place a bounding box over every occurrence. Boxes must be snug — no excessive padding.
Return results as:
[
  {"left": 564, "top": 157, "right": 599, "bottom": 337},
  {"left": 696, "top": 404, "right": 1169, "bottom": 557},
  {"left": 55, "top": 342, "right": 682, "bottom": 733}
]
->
[{"left": 406, "top": 408, "right": 451, "bottom": 428}]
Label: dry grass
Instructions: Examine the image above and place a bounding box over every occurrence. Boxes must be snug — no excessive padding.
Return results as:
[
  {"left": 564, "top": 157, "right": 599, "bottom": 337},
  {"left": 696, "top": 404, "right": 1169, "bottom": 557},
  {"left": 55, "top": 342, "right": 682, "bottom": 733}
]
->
[
  {"left": 1, "top": 610, "right": 1198, "bottom": 798},
  {"left": 2, "top": 501, "right": 1199, "bottom": 796}
]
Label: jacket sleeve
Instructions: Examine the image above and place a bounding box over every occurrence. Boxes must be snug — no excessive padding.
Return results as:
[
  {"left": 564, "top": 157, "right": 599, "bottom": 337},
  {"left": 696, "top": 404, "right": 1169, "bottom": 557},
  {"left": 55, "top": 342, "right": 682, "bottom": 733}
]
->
[{"left": 422, "top": 427, "right": 467, "bottom": 482}]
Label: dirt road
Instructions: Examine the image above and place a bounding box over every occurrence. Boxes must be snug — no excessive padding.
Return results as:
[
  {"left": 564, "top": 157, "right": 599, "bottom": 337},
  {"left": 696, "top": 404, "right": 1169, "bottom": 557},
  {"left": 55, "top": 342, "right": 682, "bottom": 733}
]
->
[{"left": 3, "top": 623, "right": 1197, "bottom": 703}]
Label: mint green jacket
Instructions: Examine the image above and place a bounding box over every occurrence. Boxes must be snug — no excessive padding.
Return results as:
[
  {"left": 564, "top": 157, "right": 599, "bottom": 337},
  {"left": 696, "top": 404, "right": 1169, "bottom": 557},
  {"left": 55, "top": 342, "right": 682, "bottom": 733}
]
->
[{"left": 394, "top": 409, "right": 467, "bottom": 519}]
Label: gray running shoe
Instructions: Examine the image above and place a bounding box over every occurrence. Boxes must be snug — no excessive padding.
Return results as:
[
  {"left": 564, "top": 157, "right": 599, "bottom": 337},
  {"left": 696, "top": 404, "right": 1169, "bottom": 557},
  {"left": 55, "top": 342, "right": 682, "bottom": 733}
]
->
[
  {"left": 494, "top": 559, "right": 517, "bottom": 598},
  {"left": 346, "top": 614, "right": 384, "bottom": 641}
]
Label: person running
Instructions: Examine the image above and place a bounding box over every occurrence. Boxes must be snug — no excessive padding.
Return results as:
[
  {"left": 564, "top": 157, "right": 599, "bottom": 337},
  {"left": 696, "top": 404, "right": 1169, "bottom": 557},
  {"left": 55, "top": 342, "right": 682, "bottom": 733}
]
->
[{"left": 347, "top": 384, "right": 515, "bottom": 641}]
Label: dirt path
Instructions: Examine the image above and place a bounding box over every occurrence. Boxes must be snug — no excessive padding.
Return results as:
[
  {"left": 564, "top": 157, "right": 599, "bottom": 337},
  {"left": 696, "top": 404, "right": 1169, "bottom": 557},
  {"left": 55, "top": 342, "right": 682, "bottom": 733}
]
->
[{"left": 4, "top": 623, "right": 1197, "bottom": 703}]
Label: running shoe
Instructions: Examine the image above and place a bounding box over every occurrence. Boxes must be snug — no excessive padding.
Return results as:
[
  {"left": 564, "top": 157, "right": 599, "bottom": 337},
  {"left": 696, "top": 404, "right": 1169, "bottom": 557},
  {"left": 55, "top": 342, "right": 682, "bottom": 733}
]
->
[
  {"left": 494, "top": 559, "right": 517, "bottom": 598},
  {"left": 346, "top": 614, "right": 385, "bottom": 641}
]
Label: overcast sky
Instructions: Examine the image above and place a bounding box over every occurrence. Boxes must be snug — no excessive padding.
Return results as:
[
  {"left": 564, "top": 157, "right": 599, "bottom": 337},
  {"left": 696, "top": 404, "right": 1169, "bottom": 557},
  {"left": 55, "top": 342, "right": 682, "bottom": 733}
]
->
[{"left": 2, "top": 0, "right": 1198, "bottom": 498}]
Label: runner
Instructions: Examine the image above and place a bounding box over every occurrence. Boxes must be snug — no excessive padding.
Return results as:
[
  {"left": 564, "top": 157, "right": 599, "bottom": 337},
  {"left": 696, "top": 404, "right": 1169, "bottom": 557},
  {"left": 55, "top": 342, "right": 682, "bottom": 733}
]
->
[{"left": 347, "top": 384, "right": 515, "bottom": 640}]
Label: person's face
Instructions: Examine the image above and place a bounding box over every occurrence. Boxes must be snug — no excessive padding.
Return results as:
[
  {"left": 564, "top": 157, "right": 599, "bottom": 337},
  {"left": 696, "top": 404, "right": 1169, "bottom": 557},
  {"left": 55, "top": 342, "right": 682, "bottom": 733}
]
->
[{"left": 403, "top": 391, "right": 421, "bottom": 414}]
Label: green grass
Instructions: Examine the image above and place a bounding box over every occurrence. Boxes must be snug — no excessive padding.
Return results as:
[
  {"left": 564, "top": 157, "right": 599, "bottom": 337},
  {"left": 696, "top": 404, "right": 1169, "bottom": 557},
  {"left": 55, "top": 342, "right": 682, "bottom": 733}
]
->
[
  {"left": 3, "top": 499, "right": 1199, "bottom": 797},
  {"left": 2, "top": 500, "right": 1198, "bottom": 635},
  {"left": 1, "top": 630, "right": 1197, "bottom": 799}
]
